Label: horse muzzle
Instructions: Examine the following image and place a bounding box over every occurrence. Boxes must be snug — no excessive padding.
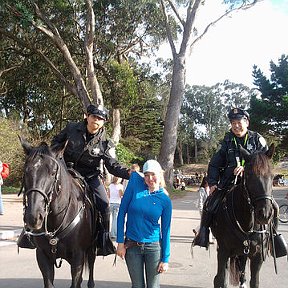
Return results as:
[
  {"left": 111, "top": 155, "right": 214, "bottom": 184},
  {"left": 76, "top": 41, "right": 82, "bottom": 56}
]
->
[
  {"left": 254, "top": 201, "right": 273, "bottom": 225},
  {"left": 24, "top": 207, "right": 46, "bottom": 230}
]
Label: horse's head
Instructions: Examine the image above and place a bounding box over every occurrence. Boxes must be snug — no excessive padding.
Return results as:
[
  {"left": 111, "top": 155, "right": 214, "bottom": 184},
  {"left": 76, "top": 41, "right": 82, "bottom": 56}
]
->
[
  {"left": 19, "top": 136, "right": 66, "bottom": 231},
  {"left": 240, "top": 144, "right": 275, "bottom": 225}
]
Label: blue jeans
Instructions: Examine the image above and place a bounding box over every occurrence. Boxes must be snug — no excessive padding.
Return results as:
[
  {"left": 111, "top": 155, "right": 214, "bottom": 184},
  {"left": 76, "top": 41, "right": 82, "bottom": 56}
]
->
[
  {"left": 125, "top": 242, "right": 161, "bottom": 288},
  {"left": 110, "top": 203, "right": 120, "bottom": 237},
  {"left": 0, "top": 185, "right": 3, "bottom": 214}
]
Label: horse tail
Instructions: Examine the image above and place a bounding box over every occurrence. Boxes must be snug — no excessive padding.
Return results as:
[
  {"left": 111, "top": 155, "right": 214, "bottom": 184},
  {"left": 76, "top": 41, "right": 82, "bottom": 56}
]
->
[{"left": 229, "top": 256, "right": 241, "bottom": 286}]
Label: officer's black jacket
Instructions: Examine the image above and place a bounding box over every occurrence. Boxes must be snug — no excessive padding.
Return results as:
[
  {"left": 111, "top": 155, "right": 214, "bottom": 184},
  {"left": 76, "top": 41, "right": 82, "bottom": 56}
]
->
[
  {"left": 51, "top": 121, "right": 129, "bottom": 180},
  {"left": 208, "top": 130, "right": 268, "bottom": 189}
]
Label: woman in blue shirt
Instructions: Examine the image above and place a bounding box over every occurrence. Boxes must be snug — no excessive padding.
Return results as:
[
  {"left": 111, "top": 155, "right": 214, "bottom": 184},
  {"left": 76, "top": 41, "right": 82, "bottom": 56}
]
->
[{"left": 116, "top": 160, "right": 172, "bottom": 288}]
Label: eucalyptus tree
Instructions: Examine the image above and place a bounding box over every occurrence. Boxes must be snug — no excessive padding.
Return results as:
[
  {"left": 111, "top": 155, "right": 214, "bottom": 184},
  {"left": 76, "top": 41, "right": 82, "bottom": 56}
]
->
[
  {"left": 158, "top": 0, "right": 261, "bottom": 186},
  {"left": 250, "top": 54, "right": 288, "bottom": 156},
  {"left": 180, "top": 80, "right": 255, "bottom": 163},
  {"left": 0, "top": 0, "right": 167, "bottom": 144}
]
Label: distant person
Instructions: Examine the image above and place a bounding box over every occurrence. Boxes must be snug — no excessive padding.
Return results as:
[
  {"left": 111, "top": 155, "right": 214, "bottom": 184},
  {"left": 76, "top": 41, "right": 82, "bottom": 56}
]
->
[
  {"left": 108, "top": 176, "right": 123, "bottom": 238},
  {"left": 194, "top": 176, "right": 213, "bottom": 243},
  {"left": 116, "top": 160, "right": 172, "bottom": 288},
  {"left": 0, "top": 161, "right": 4, "bottom": 215}
]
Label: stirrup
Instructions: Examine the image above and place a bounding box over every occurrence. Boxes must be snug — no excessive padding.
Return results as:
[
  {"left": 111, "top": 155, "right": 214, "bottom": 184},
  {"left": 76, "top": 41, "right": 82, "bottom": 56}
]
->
[
  {"left": 96, "top": 232, "right": 116, "bottom": 256},
  {"left": 17, "top": 230, "right": 36, "bottom": 249},
  {"left": 192, "top": 227, "right": 209, "bottom": 249}
]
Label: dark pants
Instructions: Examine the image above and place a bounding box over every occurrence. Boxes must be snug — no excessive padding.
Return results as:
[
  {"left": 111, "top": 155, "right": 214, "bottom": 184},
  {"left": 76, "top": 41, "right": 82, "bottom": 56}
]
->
[{"left": 86, "top": 176, "right": 109, "bottom": 214}]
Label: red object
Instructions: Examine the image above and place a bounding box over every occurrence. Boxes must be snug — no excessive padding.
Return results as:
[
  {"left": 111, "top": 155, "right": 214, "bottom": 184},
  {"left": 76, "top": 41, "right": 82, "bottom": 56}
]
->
[{"left": 1, "top": 163, "right": 10, "bottom": 179}]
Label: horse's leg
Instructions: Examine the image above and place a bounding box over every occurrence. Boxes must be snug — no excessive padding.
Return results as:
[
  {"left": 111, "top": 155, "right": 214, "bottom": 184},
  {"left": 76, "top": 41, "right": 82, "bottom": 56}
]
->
[
  {"left": 87, "top": 247, "right": 96, "bottom": 288},
  {"left": 70, "top": 253, "right": 85, "bottom": 288},
  {"left": 36, "top": 249, "right": 55, "bottom": 288},
  {"left": 238, "top": 255, "right": 248, "bottom": 288},
  {"left": 214, "top": 247, "right": 229, "bottom": 288},
  {"left": 249, "top": 253, "right": 263, "bottom": 288}
]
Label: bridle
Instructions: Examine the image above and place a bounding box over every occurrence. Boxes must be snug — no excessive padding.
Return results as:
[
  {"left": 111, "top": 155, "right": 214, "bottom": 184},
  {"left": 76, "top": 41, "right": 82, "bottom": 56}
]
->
[{"left": 21, "top": 154, "right": 84, "bottom": 246}]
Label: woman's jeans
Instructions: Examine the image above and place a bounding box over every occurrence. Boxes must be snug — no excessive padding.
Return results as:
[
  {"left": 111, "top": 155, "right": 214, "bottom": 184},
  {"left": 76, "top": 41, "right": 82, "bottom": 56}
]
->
[
  {"left": 125, "top": 242, "right": 161, "bottom": 288},
  {"left": 110, "top": 203, "right": 120, "bottom": 238}
]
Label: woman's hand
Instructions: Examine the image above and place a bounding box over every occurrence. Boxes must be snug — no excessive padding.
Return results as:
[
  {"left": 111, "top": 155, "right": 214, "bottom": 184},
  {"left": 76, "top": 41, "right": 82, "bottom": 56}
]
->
[
  {"left": 116, "top": 243, "right": 126, "bottom": 259},
  {"left": 157, "top": 262, "right": 169, "bottom": 273}
]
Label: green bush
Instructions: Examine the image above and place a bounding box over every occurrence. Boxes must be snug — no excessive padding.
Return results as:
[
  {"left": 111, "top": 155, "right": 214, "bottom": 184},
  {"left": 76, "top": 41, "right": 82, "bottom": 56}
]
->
[
  {"left": 116, "top": 142, "right": 144, "bottom": 167},
  {"left": 0, "top": 117, "right": 26, "bottom": 186}
]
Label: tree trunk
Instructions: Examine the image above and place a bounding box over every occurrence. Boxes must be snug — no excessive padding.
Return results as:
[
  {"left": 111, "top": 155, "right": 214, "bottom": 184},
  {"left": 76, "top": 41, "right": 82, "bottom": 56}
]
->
[
  {"left": 158, "top": 55, "right": 186, "bottom": 188},
  {"left": 186, "top": 143, "right": 190, "bottom": 164},
  {"left": 177, "top": 141, "right": 184, "bottom": 166},
  {"left": 194, "top": 137, "right": 198, "bottom": 163},
  {"left": 111, "top": 108, "right": 121, "bottom": 145}
]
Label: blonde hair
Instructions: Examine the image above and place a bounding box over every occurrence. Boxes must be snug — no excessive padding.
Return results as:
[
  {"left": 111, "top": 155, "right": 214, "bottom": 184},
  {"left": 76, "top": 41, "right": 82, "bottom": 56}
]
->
[
  {"left": 111, "top": 176, "right": 120, "bottom": 184},
  {"left": 131, "top": 163, "right": 140, "bottom": 172}
]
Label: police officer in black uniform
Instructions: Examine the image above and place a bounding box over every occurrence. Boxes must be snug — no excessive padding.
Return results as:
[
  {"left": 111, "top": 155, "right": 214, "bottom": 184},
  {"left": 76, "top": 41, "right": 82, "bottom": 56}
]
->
[
  {"left": 193, "top": 108, "right": 268, "bottom": 248},
  {"left": 51, "top": 104, "right": 130, "bottom": 256}
]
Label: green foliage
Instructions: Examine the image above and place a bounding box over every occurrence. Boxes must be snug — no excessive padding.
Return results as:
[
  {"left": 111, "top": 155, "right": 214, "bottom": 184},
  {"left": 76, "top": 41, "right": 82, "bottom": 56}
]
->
[
  {"left": 104, "top": 60, "right": 138, "bottom": 108},
  {"left": 250, "top": 54, "right": 288, "bottom": 156},
  {"left": 179, "top": 81, "right": 254, "bottom": 163},
  {"left": 0, "top": 117, "right": 26, "bottom": 186},
  {"left": 116, "top": 142, "right": 144, "bottom": 166}
]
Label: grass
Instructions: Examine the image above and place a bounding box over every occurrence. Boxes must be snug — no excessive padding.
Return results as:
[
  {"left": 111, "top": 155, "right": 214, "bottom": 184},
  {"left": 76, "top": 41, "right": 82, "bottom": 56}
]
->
[{"left": 2, "top": 185, "right": 20, "bottom": 194}]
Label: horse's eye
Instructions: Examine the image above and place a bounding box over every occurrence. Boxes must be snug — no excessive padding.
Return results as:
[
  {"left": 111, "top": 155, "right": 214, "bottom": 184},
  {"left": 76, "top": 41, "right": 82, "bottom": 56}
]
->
[{"left": 51, "top": 169, "right": 57, "bottom": 177}]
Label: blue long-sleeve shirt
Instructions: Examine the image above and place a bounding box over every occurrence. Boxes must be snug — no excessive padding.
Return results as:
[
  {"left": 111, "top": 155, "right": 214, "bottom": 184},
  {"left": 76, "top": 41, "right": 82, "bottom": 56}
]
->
[{"left": 117, "top": 171, "right": 172, "bottom": 263}]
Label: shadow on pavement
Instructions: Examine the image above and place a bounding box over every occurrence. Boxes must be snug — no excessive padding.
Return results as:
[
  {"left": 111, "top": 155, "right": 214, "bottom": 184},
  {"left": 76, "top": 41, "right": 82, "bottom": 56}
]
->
[{"left": 0, "top": 278, "right": 202, "bottom": 288}]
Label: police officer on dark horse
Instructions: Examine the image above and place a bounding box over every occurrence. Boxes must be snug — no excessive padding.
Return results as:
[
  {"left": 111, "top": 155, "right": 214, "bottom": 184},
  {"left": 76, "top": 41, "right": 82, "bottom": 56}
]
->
[
  {"left": 18, "top": 104, "right": 130, "bottom": 256},
  {"left": 193, "top": 107, "right": 280, "bottom": 249}
]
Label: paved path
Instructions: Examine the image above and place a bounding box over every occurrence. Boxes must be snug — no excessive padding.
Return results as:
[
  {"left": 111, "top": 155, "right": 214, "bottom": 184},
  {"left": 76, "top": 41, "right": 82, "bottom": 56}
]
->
[{"left": 0, "top": 190, "right": 288, "bottom": 287}]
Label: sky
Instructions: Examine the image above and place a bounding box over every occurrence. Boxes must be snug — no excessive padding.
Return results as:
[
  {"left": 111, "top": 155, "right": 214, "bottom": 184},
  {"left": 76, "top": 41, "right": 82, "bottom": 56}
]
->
[{"left": 159, "top": 0, "right": 288, "bottom": 88}]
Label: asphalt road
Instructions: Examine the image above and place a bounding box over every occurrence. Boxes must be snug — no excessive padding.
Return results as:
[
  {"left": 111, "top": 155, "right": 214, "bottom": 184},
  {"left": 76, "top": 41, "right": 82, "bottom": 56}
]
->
[{"left": 0, "top": 188, "right": 287, "bottom": 288}]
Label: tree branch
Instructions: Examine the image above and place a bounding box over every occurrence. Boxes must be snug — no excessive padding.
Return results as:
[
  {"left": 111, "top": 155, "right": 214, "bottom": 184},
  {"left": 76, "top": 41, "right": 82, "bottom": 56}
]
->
[
  {"left": 29, "top": 4, "right": 92, "bottom": 108},
  {"left": 0, "top": 65, "right": 21, "bottom": 78},
  {"left": 0, "top": 28, "right": 77, "bottom": 97},
  {"left": 167, "top": 0, "right": 185, "bottom": 27},
  {"left": 84, "top": 0, "right": 103, "bottom": 105},
  {"left": 160, "top": 0, "right": 177, "bottom": 57},
  {"left": 189, "top": 0, "right": 260, "bottom": 55}
]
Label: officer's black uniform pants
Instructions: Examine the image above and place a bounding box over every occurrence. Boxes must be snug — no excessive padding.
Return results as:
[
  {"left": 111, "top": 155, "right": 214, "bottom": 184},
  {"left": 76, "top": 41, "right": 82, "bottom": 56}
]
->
[{"left": 86, "top": 176, "right": 109, "bottom": 214}]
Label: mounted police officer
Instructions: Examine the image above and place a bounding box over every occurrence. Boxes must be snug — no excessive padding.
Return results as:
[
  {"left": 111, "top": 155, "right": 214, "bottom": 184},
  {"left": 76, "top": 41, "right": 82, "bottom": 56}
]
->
[
  {"left": 193, "top": 107, "right": 269, "bottom": 248},
  {"left": 50, "top": 104, "right": 130, "bottom": 256}
]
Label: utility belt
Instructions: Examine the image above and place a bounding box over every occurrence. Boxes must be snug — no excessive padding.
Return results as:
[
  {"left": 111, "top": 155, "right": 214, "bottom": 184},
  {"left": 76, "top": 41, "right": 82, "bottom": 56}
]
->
[{"left": 124, "top": 238, "right": 159, "bottom": 249}]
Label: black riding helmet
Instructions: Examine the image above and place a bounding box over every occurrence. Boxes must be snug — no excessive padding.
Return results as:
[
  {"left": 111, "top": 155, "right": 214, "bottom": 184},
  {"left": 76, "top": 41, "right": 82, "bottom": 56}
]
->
[
  {"left": 228, "top": 108, "right": 250, "bottom": 121},
  {"left": 86, "top": 104, "right": 109, "bottom": 121}
]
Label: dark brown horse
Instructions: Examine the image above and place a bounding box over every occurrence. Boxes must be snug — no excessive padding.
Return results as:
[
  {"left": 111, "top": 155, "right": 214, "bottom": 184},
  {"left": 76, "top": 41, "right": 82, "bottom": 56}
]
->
[
  {"left": 19, "top": 137, "right": 96, "bottom": 288},
  {"left": 211, "top": 144, "right": 275, "bottom": 288}
]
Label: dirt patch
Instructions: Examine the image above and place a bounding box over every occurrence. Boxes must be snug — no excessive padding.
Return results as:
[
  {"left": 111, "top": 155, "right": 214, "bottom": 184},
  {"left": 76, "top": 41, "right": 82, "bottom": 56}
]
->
[{"left": 177, "top": 163, "right": 208, "bottom": 175}]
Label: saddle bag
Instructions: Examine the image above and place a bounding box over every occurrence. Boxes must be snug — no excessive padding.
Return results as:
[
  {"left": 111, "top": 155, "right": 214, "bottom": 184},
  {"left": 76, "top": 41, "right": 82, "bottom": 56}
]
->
[{"left": 273, "top": 233, "right": 288, "bottom": 258}]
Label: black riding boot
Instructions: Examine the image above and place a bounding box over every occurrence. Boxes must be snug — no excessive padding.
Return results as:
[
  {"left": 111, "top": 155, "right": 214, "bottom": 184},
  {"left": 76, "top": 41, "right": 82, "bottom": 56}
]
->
[
  {"left": 17, "top": 229, "right": 36, "bottom": 249},
  {"left": 96, "top": 211, "right": 116, "bottom": 256},
  {"left": 193, "top": 209, "right": 212, "bottom": 249}
]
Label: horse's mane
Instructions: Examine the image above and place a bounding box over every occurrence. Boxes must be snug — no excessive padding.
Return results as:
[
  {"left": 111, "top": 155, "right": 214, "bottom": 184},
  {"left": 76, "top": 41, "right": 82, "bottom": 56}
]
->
[
  {"left": 250, "top": 152, "right": 273, "bottom": 177},
  {"left": 27, "top": 142, "right": 52, "bottom": 160}
]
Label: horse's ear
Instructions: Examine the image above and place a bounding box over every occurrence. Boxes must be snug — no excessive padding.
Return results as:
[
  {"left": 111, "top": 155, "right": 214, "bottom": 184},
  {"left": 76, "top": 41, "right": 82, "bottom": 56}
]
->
[
  {"left": 18, "top": 135, "right": 33, "bottom": 155},
  {"left": 266, "top": 143, "right": 275, "bottom": 159},
  {"left": 239, "top": 144, "right": 252, "bottom": 162},
  {"left": 51, "top": 140, "right": 68, "bottom": 158}
]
